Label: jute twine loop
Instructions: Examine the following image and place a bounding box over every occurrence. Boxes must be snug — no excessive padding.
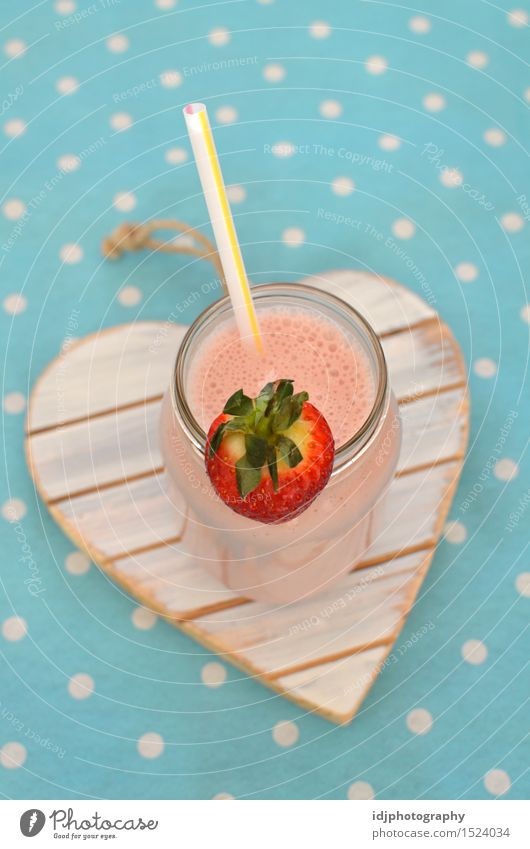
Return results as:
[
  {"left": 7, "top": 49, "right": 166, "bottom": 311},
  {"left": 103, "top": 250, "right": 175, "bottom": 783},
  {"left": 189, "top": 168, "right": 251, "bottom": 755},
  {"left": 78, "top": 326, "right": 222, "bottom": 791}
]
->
[{"left": 101, "top": 219, "right": 225, "bottom": 287}]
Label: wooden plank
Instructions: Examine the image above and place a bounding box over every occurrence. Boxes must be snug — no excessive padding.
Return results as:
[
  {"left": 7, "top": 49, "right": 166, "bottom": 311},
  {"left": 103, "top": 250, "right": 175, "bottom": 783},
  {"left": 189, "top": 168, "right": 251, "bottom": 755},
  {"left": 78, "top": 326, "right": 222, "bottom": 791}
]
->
[
  {"left": 49, "top": 462, "right": 450, "bottom": 610},
  {"left": 397, "top": 387, "right": 467, "bottom": 473},
  {"left": 276, "top": 646, "right": 389, "bottom": 722},
  {"left": 104, "top": 466, "right": 451, "bottom": 621},
  {"left": 383, "top": 322, "right": 465, "bottom": 401},
  {"left": 187, "top": 551, "right": 427, "bottom": 677},
  {"left": 28, "top": 401, "right": 162, "bottom": 501},
  {"left": 303, "top": 270, "right": 436, "bottom": 335},
  {"left": 366, "top": 463, "right": 460, "bottom": 561},
  {"left": 28, "top": 322, "right": 184, "bottom": 433},
  {"left": 57, "top": 473, "right": 186, "bottom": 560},
  {"left": 113, "top": 542, "right": 240, "bottom": 616}
]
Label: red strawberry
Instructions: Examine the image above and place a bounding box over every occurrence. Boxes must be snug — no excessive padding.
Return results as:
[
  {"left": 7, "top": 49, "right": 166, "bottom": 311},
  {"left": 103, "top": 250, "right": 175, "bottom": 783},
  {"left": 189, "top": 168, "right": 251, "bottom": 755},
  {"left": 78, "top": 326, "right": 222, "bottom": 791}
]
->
[{"left": 205, "top": 379, "right": 335, "bottom": 524}]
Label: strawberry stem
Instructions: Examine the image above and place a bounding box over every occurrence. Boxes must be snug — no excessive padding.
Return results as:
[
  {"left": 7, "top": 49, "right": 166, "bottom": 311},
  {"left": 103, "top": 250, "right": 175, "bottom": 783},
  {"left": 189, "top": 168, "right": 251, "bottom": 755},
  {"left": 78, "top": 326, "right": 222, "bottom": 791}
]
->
[{"left": 209, "top": 379, "right": 309, "bottom": 497}]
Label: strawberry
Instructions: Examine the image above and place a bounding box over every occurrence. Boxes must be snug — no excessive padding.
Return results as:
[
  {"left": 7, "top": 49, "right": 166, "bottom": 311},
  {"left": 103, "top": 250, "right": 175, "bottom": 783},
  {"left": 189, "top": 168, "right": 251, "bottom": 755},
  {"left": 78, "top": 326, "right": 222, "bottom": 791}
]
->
[{"left": 205, "top": 379, "right": 335, "bottom": 524}]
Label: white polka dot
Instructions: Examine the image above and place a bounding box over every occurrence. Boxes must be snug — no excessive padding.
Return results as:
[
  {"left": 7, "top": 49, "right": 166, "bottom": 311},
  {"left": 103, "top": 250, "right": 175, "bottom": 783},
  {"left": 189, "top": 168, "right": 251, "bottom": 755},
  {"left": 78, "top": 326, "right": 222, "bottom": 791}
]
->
[
  {"left": 263, "top": 63, "right": 285, "bottom": 83},
  {"left": 3, "top": 392, "right": 26, "bottom": 414},
  {"left": 60, "top": 243, "right": 83, "bottom": 264},
  {"left": 106, "top": 33, "right": 129, "bottom": 53},
  {"left": 55, "top": 0, "right": 76, "bottom": 12},
  {"left": 406, "top": 708, "right": 433, "bottom": 735},
  {"left": 216, "top": 106, "right": 238, "bottom": 124},
  {"left": 319, "top": 99, "right": 343, "bottom": 118},
  {"left": 2, "top": 617, "right": 27, "bottom": 641},
  {"left": 2, "top": 199, "right": 26, "bottom": 220},
  {"left": 484, "top": 128, "right": 507, "bottom": 147},
  {"left": 68, "top": 673, "right": 94, "bottom": 700},
  {"left": 3, "top": 294, "right": 27, "bottom": 315},
  {"left": 347, "top": 781, "right": 374, "bottom": 799},
  {"left": 444, "top": 520, "right": 467, "bottom": 544},
  {"left": 155, "top": 0, "right": 176, "bottom": 8},
  {"left": 271, "top": 140, "right": 295, "bottom": 158},
  {"left": 137, "top": 732, "right": 164, "bottom": 758},
  {"left": 201, "top": 662, "right": 227, "bottom": 687},
  {"left": 521, "top": 304, "right": 530, "bottom": 324},
  {"left": 309, "top": 21, "right": 331, "bottom": 39},
  {"left": 57, "top": 154, "right": 81, "bottom": 172},
  {"left": 455, "top": 262, "right": 478, "bottom": 282},
  {"left": 440, "top": 167, "right": 463, "bottom": 188},
  {"left": 165, "top": 147, "right": 188, "bottom": 165},
  {"left": 272, "top": 720, "right": 299, "bottom": 747},
  {"left": 423, "top": 92, "right": 446, "bottom": 112},
  {"left": 378, "top": 134, "right": 401, "bottom": 151},
  {"left": 113, "top": 191, "right": 137, "bottom": 212},
  {"left": 159, "top": 69, "right": 182, "bottom": 88},
  {"left": 56, "top": 76, "right": 79, "bottom": 95},
  {"left": 132, "top": 607, "right": 158, "bottom": 630},
  {"left": 501, "top": 212, "right": 524, "bottom": 233},
  {"left": 332, "top": 176, "right": 355, "bottom": 196},
  {"left": 473, "top": 358, "right": 497, "bottom": 378},
  {"left": 65, "top": 551, "right": 90, "bottom": 575},
  {"left": 461, "top": 639, "right": 488, "bottom": 665},
  {"left": 118, "top": 286, "right": 142, "bottom": 307},
  {"left": 4, "top": 118, "right": 26, "bottom": 137},
  {"left": 110, "top": 112, "right": 133, "bottom": 132},
  {"left": 484, "top": 769, "right": 511, "bottom": 796},
  {"left": 282, "top": 227, "right": 305, "bottom": 247},
  {"left": 467, "top": 50, "right": 489, "bottom": 69},
  {"left": 524, "top": 87, "right": 530, "bottom": 102},
  {"left": 213, "top": 792, "right": 235, "bottom": 799},
  {"left": 226, "top": 184, "right": 246, "bottom": 203},
  {"left": 4, "top": 39, "right": 26, "bottom": 59},
  {"left": 515, "top": 572, "right": 530, "bottom": 597},
  {"left": 508, "top": 8, "right": 528, "bottom": 27},
  {"left": 0, "top": 742, "right": 27, "bottom": 769},
  {"left": 365, "top": 55, "right": 388, "bottom": 75},
  {"left": 494, "top": 458, "right": 518, "bottom": 481},
  {"left": 391, "top": 218, "right": 415, "bottom": 239},
  {"left": 208, "top": 27, "right": 230, "bottom": 46},
  {"left": 409, "top": 16, "right": 431, "bottom": 34}
]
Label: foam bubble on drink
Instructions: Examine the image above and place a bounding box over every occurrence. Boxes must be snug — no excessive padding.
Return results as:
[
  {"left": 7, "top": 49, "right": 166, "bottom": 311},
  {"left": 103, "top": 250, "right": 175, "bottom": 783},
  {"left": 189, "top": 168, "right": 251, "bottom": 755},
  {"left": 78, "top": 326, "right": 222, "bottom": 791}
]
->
[{"left": 187, "top": 307, "right": 376, "bottom": 447}]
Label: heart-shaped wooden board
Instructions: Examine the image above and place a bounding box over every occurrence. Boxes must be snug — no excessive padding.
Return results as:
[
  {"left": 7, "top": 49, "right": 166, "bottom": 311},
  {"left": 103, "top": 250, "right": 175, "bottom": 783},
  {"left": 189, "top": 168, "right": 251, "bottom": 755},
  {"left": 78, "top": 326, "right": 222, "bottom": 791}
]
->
[{"left": 25, "top": 271, "right": 468, "bottom": 724}]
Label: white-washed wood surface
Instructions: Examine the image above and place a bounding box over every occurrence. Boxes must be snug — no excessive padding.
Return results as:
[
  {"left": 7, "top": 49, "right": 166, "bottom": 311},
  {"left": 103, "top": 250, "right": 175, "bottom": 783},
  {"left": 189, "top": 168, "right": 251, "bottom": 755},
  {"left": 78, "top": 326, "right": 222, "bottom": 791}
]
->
[{"left": 26, "top": 271, "right": 469, "bottom": 724}]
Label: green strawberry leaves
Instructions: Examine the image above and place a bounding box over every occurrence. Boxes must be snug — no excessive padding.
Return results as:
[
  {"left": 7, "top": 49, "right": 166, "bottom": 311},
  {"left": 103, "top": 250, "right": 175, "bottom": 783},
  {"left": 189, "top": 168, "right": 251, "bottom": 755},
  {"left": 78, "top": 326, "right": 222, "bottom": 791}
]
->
[
  {"left": 208, "top": 379, "right": 309, "bottom": 498},
  {"left": 245, "top": 433, "right": 267, "bottom": 468},
  {"left": 266, "top": 444, "right": 279, "bottom": 491},
  {"left": 235, "top": 457, "right": 263, "bottom": 499},
  {"left": 223, "top": 388, "right": 253, "bottom": 416},
  {"left": 277, "top": 435, "right": 303, "bottom": 468}
]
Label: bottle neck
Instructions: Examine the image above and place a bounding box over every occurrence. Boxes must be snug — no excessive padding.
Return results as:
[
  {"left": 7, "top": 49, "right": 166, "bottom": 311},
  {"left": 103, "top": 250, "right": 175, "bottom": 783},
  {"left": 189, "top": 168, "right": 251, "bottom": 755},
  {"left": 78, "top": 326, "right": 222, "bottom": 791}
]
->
[{"left": 171, "top": 283, "right": 388, "bottom": 471}]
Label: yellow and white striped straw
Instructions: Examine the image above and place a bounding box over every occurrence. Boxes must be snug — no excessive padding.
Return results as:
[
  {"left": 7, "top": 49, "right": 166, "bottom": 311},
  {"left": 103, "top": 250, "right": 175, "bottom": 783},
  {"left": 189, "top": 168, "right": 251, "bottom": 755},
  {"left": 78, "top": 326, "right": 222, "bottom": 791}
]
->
[{"left": 183, "top": 102, "right": 262, "bottom": 352}]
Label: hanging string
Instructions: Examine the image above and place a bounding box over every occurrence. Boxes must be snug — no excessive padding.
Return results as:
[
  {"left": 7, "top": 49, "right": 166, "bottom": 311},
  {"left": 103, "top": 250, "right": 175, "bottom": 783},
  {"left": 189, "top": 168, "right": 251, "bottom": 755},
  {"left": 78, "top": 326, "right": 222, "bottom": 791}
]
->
[{"left": 101, "top": 219, "right": 226, "bottom": 290}]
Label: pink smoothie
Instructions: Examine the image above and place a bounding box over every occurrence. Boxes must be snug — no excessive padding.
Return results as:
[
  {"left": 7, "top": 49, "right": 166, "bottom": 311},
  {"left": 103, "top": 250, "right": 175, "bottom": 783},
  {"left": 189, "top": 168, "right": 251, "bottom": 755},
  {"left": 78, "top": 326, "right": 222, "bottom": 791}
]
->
[{"left": 186, "top": 307, "right": 375, "bottom": 446}]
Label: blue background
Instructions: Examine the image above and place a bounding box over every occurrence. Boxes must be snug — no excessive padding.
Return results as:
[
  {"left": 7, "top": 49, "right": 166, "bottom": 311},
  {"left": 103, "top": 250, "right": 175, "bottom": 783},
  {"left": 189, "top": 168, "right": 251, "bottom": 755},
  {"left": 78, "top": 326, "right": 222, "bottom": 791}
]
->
[{"left": 1, "top": 0, "right": 529, "bottom": 799}]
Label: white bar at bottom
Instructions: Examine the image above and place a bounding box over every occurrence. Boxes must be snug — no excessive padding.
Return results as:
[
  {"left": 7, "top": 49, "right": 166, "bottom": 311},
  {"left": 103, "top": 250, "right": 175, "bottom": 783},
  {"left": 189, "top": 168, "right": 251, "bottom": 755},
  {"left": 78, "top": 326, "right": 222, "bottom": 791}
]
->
[{"left": 2, "top": 799, "right": 527, "bottom": 847}]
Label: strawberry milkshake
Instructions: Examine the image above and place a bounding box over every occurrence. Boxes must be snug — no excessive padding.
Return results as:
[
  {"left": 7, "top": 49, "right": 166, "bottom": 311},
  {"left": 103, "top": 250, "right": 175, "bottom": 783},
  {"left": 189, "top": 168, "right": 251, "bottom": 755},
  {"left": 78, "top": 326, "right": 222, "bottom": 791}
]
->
[{"left": 160, "top": 283, "right": 401, "bottom": 603}]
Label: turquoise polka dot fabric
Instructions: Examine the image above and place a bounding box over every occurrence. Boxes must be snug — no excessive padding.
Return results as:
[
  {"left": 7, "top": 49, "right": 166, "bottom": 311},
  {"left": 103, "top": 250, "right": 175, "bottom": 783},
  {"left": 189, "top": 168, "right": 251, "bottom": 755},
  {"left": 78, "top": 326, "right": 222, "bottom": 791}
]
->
[{"left": 1, "top": 0, "right": 529, "bottom": 800}]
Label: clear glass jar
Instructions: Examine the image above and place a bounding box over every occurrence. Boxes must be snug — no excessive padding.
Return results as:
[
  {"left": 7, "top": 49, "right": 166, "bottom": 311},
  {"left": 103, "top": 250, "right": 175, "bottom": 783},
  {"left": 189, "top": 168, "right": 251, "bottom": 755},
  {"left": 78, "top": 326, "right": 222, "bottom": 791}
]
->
[{"left": 160, "top": 283, "right": 401, "bottom": 603}]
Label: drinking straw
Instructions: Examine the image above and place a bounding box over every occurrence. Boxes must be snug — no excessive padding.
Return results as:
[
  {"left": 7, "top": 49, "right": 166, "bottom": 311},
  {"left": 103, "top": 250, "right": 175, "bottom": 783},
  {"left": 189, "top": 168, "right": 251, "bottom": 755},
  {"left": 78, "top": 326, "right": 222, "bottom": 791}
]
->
[{"left": 183, "top": 102, "right": 262, "bottom": 352}]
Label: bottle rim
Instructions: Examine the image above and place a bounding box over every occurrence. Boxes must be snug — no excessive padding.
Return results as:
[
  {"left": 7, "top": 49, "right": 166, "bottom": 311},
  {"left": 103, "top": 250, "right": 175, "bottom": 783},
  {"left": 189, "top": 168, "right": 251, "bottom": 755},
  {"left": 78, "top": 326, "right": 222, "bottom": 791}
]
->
[{"left": 171, "top": 282, "right": 389, "bottom": 472}]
